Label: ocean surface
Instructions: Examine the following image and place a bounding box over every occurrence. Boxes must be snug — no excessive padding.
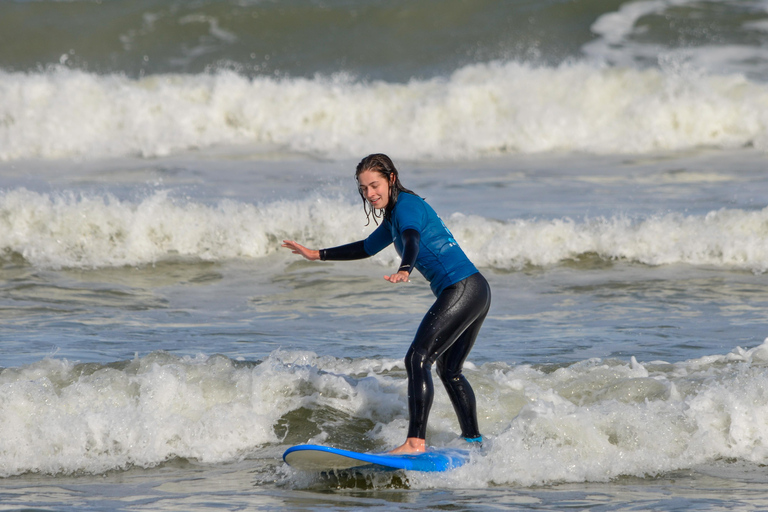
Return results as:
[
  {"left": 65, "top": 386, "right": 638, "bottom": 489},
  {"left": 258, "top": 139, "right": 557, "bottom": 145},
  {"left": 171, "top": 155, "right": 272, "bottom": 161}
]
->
[{"left": 2, "top": 0, "right": 768, "bottom": 510}]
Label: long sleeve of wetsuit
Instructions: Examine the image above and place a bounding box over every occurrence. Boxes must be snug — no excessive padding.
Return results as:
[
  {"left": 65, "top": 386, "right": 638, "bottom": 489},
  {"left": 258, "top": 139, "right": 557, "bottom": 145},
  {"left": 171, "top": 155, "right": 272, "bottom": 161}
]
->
[
  {"left": 398, "top": 229, "right": 420, "bottom": 274},
  {"left": 319, "top": 241, "right": 369, "bottom": 261}
]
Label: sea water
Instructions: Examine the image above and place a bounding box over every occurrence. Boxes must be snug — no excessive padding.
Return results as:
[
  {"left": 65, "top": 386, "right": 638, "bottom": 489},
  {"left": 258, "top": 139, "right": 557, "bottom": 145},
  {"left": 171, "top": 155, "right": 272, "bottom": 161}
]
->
[{"left": 2, "top": 0, "right": 768, "bottom": 510}]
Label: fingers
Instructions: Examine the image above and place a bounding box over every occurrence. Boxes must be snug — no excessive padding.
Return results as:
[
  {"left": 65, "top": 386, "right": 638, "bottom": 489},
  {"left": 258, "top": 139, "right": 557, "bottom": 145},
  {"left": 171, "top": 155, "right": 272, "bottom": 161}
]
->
[
  {"left": 282, "top": 240, "right": 302, "bottom": 256},
  {"left": 282, "top": 240, "right": 320, "bottom": 261},
  {"left": 384, "top": 273, "right": 410, "bottom": 283},
  {"left": 282, "top": 240, "right": 304, "bottom": 254}
]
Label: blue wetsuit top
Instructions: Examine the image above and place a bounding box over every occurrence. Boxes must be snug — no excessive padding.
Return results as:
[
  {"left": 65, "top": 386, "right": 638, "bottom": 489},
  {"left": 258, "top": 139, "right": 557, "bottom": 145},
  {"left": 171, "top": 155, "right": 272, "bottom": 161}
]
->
[{"left": 364, "top": 193, "right": 478, "bottom": 296}]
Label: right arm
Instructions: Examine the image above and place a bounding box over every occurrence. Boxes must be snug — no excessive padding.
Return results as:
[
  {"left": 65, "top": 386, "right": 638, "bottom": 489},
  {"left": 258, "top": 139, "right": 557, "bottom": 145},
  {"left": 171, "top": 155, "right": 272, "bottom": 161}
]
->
[
  {"left": 281, "top": 240, "right": 369, "bottom": 261},
  {"left": 282, "top": 223, "right": 392, "bottom": 262}
]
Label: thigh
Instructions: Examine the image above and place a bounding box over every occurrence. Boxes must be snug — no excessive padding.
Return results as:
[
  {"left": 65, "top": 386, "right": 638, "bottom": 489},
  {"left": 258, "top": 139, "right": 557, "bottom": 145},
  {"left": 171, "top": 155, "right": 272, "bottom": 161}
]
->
[
  {"left": 409, "top": 287, "right": 467, "bottom": 363},
  {"left": 436, "top": 274, "right": 491, "bottom": 373},
  {"left": 411, "top": 273, "right": 490, "bottom": 365},
  {"left": 437, "top": 308, "right": 488, "bottom": 377}
]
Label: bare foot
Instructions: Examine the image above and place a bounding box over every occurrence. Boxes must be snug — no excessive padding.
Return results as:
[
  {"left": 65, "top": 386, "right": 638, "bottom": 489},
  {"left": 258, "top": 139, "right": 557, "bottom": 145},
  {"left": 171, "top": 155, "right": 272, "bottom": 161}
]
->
[{"left": 389, "top": 437, "right": 426, "bottom": 454}]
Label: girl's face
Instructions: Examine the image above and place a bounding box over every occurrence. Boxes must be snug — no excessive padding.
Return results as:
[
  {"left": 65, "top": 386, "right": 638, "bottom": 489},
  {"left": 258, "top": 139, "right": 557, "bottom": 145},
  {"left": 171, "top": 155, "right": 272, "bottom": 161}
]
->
[{"left": 357, "top": 169, "right": 392, "bottom": 210}]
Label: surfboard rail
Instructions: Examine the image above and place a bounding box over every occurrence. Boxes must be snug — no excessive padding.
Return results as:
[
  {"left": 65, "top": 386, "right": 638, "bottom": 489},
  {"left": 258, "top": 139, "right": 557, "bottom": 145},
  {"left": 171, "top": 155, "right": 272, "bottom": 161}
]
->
[{"left": 283, "top": 444, "right": 469, "bottom": 472}]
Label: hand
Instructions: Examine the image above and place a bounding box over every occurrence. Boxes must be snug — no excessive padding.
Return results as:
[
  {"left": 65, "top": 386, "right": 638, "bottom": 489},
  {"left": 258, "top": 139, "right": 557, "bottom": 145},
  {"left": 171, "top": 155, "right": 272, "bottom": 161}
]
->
[
  {"left": 282, "top": 240, "right": 320, "bottom": 261},
  {"left": 384, "top": 270, "right": 411, "bottom": 284}
]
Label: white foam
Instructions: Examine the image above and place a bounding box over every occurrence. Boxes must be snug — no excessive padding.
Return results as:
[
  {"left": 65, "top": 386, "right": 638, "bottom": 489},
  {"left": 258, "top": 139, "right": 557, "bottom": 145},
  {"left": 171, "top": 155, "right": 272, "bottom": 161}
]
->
[
  {"left": 0, "top": 350, "right": 407, "bottom": 477},
  {"left": 411, "top": 340, "right": 768, "bottom": 488},
  {"left": 590, "top": 0, "right": 673, "bottom": 45},
  {"left": 1, "top": 61, "right": 767, "bottom": 161},
  {"left": 0, "top": 353, "right": 283, "bottom": 476},
  {"left": 0, "top": 189, "right": 369, "bottom": 269},
  {"left": 4, "top": 342, "right": 768, "bottom": 483},
  {"left": 2, "top": 189, "right": 768, "bottom": 272},
  {"left": 449, "top": 207, "right": 768, "bottom": 272},
  {"left": 585, "top": 0, "right": 768, "bottom": 79}
]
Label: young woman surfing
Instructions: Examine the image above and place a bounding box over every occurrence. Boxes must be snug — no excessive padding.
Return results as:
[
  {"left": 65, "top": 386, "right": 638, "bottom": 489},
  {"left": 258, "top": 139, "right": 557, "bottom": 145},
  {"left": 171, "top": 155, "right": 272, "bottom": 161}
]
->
[{"left": 282, "top": 154, "right": 491, "bottom": 455}]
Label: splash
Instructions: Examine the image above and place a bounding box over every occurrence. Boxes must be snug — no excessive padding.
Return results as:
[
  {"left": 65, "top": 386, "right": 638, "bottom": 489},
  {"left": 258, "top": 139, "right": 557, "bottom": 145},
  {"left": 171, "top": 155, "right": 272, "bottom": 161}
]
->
[{"left": 3, "top": 342, "right": 768, "bottom": 484}]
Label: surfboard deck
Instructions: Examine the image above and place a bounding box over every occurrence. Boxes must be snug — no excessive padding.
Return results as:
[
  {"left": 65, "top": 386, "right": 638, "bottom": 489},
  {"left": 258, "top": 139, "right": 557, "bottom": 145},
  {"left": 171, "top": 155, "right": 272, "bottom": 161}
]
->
[{"left": 283, "top": 444, "right": 469, "bottom": 472}]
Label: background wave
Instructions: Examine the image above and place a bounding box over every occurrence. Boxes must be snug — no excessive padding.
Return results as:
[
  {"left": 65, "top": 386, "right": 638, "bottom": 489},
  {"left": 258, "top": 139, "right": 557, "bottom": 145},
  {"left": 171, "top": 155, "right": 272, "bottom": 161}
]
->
[
  {"left": 0, "top": 0, "right": 616, "bottom": 79},
  {"left": 4, "top": 0, "right": 768, "bottom": 161},
  {"left": 4, "top": 0, "right": 768, "bottom": 80},
  {"left": 2, "top": 189, "right": 767, "bottom": 272},
  {"left": 2, "top": 62, "right": 767, "bottom": 161}
]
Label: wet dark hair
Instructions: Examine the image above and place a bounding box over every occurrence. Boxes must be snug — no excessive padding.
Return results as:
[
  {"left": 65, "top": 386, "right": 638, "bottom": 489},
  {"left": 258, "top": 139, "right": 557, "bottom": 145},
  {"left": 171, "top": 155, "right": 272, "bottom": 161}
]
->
[{"left": 355, "top": 153, "right": 418, "bottom": 225}]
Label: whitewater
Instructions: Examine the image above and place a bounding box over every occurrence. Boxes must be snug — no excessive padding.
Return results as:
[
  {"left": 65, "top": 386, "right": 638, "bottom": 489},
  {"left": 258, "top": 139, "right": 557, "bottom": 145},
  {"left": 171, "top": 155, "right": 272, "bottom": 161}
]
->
[
  {"left": 2, "top": 60, "right": 767, "bottom": 162},
  {"left": 3, "top": 343, "right": 768, "bottom": 485},
  {"left": 2, "top": 188, "right": 768, "bottom": 272}
]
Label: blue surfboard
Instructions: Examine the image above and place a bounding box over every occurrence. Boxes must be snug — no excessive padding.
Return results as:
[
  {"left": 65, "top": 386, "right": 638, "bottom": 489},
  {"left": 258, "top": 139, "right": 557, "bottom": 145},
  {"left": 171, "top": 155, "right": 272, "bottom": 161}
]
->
[{"left": 283, "top": 444, "right": 469, "bottom": 472}]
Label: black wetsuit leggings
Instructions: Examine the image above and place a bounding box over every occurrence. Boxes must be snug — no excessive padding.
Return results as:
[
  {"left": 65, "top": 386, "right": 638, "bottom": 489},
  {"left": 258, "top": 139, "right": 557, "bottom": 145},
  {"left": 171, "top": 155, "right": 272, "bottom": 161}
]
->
[{"left": 405, "top": 272, "right": 491, "bottom": 440}]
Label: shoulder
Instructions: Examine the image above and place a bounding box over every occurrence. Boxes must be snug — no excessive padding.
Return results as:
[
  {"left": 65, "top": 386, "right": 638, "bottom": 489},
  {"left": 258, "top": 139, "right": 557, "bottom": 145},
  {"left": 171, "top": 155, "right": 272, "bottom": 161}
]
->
[
  {"left": 394, "top": 192, "right": 427, "bottom": 212},
  {"left": 392, "top": 193, "right": 431, "bottom": 230}
]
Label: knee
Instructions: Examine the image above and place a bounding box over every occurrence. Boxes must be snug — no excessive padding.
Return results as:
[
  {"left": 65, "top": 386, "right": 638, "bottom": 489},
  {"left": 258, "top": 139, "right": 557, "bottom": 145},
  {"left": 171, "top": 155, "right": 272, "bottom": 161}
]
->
[
  {"left": 405, "top": 346, "right": 431, "bottom": 375},
  {"left": 436, "top": 360, "right": 461, "bottom": 382}
]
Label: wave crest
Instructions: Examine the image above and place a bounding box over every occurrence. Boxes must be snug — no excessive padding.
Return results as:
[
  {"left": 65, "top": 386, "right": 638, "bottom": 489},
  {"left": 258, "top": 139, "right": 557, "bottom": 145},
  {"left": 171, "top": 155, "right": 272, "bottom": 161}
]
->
[
  {"left": 2, "top": 62, "right": 767, "bottom": 161},
  {"left": 2, "top": 189, "right": 767, "bottom": 272}
]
